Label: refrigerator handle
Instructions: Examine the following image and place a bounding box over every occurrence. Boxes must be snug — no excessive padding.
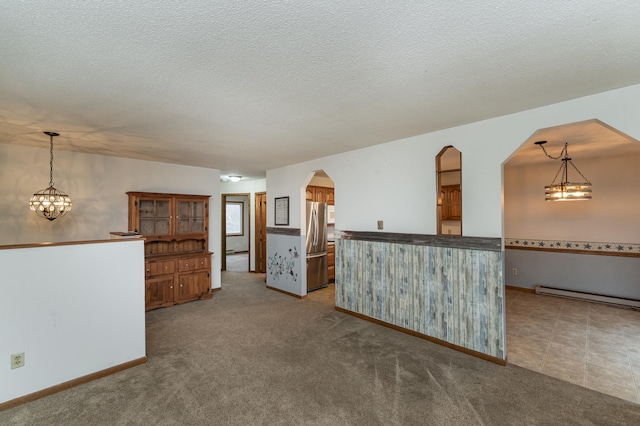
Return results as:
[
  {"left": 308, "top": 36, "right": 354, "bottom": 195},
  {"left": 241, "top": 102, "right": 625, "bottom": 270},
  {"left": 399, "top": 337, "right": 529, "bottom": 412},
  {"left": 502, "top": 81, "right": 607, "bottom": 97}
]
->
[
  {"left": 312, "top": 205, "right": 318, "bottom": 246},
  {"left": 307, "top": 252, "right": 327, "bottom": 259}
]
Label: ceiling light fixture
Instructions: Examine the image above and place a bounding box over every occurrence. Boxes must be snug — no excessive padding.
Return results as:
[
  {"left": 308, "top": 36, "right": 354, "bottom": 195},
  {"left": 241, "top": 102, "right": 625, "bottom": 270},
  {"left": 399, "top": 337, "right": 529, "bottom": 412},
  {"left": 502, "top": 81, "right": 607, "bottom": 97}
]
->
[
  {"left": 229, "top": 176, "right": 242, "bottom": 182},
  {"left": 534, "top": 141, "right": 592, "bottom": 201},
  {"left": 29, "top": 132, "right": 73, "bottom": 220}
]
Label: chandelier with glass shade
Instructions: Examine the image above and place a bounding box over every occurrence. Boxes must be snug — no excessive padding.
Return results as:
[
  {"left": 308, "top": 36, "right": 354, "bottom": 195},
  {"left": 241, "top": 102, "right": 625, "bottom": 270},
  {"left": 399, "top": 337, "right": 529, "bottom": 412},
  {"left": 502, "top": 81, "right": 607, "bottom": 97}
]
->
[
  {"left": 29, "top": 131, "right": 73, "bottom": 220},
  {"left": 534, "top": 140, "right": 592, "bottom": 201}
]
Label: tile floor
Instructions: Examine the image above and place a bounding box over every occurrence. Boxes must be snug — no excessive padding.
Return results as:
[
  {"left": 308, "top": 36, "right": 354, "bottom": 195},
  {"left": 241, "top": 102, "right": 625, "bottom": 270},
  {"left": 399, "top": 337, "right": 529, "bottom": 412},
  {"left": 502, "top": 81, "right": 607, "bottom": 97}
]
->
[{"left": 506, "top": 288, "right": 640, "bottom": 404}]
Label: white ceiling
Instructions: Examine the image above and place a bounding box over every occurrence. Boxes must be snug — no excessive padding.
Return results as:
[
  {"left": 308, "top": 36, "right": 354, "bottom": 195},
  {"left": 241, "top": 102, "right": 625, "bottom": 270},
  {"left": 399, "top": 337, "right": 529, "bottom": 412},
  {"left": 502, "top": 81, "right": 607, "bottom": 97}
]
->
[{"left": 2, "top": 1, "right": 640, "bottom": 179}]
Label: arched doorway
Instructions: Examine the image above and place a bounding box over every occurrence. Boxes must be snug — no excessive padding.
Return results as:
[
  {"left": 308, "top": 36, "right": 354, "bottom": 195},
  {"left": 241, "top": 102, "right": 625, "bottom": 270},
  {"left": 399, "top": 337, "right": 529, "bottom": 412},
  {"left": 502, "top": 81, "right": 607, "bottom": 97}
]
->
[
  {"left": 502, "top": 119, "right": 640, "bottom": 403},
  {"left": 303, "top": 169, "right": 336, "bottom": 305}
]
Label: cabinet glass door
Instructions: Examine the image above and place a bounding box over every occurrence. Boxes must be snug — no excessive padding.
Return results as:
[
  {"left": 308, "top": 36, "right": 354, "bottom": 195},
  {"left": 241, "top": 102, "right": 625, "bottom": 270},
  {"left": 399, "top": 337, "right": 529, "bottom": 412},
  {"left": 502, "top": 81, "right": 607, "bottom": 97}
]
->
[
  {"left": 139, "top": 199, "right": 171, "bottom": 235},
  {"left": 176, "top": 200, "right": 205, "bottom": 234}
]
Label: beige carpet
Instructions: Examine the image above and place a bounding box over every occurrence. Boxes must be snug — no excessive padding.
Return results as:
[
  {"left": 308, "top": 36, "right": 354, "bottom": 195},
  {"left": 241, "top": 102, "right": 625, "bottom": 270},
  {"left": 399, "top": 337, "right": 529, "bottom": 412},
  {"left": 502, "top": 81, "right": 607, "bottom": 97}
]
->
[
  {"left": 226, "top": 252, "right": 248, "bottom": 272},
  {"left": 2, "top": 273, "right": 640, "bottom": 425}
]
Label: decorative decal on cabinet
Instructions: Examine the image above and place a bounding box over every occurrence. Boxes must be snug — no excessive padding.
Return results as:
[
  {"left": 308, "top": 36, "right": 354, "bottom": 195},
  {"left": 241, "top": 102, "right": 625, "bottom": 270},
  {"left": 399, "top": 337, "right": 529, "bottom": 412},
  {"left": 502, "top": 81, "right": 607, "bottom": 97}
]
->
[{"left": 268, "top": 246, "right": 300, "bottom": 282}]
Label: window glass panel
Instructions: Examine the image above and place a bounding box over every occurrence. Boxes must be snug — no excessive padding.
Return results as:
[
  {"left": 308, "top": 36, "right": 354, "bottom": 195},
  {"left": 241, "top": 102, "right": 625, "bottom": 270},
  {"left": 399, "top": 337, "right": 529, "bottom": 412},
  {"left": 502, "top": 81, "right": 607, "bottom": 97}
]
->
[
  {"left": 191, "top": 219, "right": 204, "bottom": 233},
  {"left": 140, "top": 218, "right": 155, "bottom": 234},
  {"left": 155, "top": 219, "right": 170, "bottom": 235},
  {"left": 139, "top": 200, "right": 155, "bottom": 218},
  {"left": 226, "top": 202, "right": 243, "bottom": 236},
  {"left": 176, "top": 201, "right": 205, "bottom": 234},
  {"left": 138, "top": 199, "right": 170, "bottom": 234},
  {"left": 155, "top": 200, "right": 170, "bottom": 217}
]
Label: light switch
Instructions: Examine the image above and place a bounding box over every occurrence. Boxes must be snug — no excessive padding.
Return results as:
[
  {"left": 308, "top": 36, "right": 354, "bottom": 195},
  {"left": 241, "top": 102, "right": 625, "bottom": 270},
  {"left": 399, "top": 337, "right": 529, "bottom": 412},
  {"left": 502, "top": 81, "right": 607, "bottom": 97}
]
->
[{"left": 377, "top": 220, "right": 383, "bottom": 230}]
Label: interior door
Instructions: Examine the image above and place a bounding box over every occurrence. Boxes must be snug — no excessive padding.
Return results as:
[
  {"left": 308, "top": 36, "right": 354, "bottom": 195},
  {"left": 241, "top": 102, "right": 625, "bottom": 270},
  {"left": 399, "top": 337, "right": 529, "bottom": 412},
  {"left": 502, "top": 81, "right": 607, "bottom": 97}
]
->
[
  {"left": 221, "top": 195, "right": 227, "bottom": 271},
  {"left": 254, "top": 192, "right": 267, "bottom": 273}
]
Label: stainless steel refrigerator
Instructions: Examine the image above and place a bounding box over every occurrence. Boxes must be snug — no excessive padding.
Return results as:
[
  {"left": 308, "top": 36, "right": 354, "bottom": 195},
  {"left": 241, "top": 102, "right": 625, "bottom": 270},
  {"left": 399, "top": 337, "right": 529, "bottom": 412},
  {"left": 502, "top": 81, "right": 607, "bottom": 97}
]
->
[{"left": 306, "top": 201, "right": 328, "bottom": 292}]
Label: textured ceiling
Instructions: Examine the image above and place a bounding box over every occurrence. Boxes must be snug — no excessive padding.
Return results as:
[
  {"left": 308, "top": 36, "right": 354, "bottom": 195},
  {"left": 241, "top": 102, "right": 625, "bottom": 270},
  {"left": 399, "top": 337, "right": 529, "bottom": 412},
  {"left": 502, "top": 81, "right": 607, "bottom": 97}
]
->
[{"left": 2, "top": 1, "right": 640, "bottom": 179}]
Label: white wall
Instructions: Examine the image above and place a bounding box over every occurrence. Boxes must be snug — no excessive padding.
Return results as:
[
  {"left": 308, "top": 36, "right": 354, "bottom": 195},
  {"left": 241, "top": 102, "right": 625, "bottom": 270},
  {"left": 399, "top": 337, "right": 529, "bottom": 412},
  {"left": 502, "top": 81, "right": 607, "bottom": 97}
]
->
[
  {"left": 221, "top": 179, "right": 266, "bottom": 272},
  {"left": 0, "top": 143, "right": 222, "bottom": 289},
  {"left": 505, "top": 152, "right": 640, "bottom": 242},
  {"left": 506, "top": 249, "right": 639, "bottom": 299},
  {"left": 266, "top": 84, "right": 640, "bottom": 240},
  {"left": 504, "top": 150, "right": 640, "bottom": 298},
  {"left": 0, "top": 240, "right": 146, "bottom": 404}
]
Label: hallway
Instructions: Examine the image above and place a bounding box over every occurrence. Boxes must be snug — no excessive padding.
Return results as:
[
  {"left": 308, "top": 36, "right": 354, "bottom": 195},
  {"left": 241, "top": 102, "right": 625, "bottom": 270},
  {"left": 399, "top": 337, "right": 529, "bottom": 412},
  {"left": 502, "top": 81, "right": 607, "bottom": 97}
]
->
[{"left": 226, "top": 252, "right": 249, "bottom": 272}]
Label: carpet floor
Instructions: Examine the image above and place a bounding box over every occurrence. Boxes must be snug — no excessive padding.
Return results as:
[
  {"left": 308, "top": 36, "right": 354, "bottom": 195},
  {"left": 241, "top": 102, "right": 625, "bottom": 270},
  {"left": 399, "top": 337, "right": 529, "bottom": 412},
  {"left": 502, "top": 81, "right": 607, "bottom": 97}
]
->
[
  {"left": 2, "top": 272, "right": 640, "bottom": 425},
  {"left": 226, "top": 253, "right": 248, "bottom": 272}
]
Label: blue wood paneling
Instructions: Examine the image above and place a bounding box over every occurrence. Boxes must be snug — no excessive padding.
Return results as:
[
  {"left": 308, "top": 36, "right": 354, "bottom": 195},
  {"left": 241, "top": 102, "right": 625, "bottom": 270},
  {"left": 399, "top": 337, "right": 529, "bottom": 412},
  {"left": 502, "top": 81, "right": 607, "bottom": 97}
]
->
[{"left": 335, "top": 238, "right": 505, "bottom": 360}]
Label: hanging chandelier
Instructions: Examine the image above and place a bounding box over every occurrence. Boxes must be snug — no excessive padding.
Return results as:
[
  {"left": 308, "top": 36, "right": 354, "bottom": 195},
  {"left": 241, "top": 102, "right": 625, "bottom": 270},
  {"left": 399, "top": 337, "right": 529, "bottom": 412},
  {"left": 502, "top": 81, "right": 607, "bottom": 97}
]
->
[
  {"left": 534, "top": 140, "right": 592, "bottom": 201},
  {"left": 29, "top": 131, "right": 73, "bottom": 220}
]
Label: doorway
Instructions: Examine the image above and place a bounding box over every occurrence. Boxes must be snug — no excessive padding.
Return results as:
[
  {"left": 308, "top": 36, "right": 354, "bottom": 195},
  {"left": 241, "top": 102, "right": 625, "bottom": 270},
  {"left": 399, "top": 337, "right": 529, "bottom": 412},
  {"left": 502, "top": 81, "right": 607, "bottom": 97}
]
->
[
  {"left": 502, "top": 119, "right": 640, "bottom": 403},
  {"left": 304, "top": 170, "right": 335, "bottom": 299},
  {"left": 221, "top": 193, "right": 250, "bottom": 272}
]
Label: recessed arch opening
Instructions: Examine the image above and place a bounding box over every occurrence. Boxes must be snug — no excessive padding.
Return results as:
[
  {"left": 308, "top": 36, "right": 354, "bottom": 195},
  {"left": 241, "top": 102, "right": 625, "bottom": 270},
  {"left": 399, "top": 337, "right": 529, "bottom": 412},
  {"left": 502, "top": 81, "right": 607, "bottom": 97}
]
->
[
  {"left": 436, "top": 145, "right": 462, "bottom": 236},
  {"left": 302, "top": 169, "right": 335, "bottom": 297}
]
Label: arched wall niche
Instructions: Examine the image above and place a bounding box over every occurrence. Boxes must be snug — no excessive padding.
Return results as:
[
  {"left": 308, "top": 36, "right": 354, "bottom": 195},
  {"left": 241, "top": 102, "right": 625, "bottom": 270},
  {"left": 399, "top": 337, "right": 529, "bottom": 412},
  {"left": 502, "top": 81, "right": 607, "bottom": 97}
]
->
[{"left": 436, "top": 145, "right": 462, "bottom": 235}]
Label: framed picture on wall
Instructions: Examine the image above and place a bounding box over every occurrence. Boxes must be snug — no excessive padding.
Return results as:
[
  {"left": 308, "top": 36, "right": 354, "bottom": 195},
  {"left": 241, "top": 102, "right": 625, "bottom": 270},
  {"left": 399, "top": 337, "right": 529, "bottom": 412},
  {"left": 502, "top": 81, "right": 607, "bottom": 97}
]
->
[{"left": 274, "top": 196, "right": 289, "bottom": 226}]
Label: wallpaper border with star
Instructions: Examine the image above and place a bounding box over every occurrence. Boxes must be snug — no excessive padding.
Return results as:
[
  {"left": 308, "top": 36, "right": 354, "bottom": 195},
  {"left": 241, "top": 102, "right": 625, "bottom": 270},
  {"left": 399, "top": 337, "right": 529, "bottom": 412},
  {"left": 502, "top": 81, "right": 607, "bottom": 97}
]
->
[{"left": 505, "top": 238, "right": 640, "bottom": 258}]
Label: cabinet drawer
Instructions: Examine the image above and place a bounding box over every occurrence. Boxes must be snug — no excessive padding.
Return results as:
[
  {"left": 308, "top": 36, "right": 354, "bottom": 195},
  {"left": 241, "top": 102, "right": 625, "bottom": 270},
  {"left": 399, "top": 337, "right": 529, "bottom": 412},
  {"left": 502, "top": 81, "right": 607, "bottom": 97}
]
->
[
  {"left": 145, "top": 260, "right": 176, "bottom": 277},
  {"left": 178, "top": 256, "right": 210, "bottom": 272}
]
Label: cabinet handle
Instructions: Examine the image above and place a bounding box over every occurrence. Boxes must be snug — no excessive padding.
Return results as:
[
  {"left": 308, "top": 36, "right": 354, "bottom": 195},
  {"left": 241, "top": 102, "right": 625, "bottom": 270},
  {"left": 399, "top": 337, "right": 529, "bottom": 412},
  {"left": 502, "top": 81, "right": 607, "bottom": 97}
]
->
[
  {"left": 180, "top": 284, "right": 183, "bottom": 287},
  {"left": 164, "top": 266, "right": 168, "bottom": 269},
  {"left": 146, "top": 269, "right": 150, "bottom": 273},
  {"left": 170, "top": 286, "right": 173, "bottom": 289},
  {"left": 185, "top": 263, "right": 189, "bottom": 267}
]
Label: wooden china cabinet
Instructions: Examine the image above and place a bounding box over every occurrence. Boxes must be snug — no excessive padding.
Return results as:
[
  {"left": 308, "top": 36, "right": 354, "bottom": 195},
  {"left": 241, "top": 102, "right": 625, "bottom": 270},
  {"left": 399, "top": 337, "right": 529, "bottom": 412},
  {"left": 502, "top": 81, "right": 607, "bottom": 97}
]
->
[{"left": 127, "top": 192, "right": 213, "bottom": 311}]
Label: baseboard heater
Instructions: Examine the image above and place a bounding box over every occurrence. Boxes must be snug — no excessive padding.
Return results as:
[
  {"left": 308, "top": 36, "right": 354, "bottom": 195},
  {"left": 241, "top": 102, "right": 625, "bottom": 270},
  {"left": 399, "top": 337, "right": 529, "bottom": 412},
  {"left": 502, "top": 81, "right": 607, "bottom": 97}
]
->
[{"left": 535, "top": 285, "right": 640, "bottom": 310}]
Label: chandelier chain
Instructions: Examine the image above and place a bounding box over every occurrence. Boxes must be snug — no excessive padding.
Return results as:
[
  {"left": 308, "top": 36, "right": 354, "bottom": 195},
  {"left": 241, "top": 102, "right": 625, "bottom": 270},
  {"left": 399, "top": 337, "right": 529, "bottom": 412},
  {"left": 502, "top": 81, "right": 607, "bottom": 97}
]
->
[
  {"left": 550, "top": 161, "right": 564, "bottom": 185},
  {"left": 568, "top": 159, "right": 590, "bottom": 183},
  {"left": 538, "top": 142, "right": 568, "bottom": 160},
  {"left": 49, "top": 134, "right": 54, "bottom": 187}
]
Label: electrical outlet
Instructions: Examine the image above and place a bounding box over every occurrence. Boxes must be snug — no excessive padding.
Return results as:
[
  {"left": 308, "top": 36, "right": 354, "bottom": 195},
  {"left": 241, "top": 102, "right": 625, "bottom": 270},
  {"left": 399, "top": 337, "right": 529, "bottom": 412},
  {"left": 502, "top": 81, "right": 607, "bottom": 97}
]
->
[
  {"left": 512, "top": 268, "right": 518, "bottom": 275},
  {"left": 11, "top": 353, "right": 25, "bottom": 369},
  {"left": 377, "top": 220, "right": 383, "bottom": 230},
  {"left": 399, "top": 299, "right": 406, "bottom": 309}
]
